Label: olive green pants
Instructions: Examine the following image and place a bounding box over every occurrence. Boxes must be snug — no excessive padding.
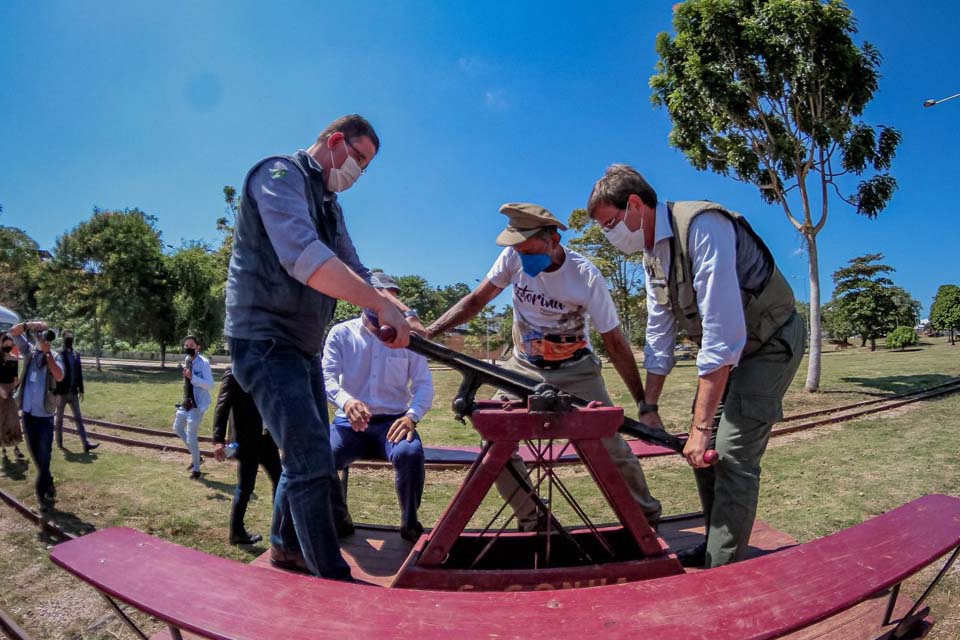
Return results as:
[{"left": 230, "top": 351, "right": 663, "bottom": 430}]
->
[
  {"left": 696, "top": 311, "right": 805, "bottom": 568},
  {"left": 493, "top": 354, "right": 662, "bottom": 530}
]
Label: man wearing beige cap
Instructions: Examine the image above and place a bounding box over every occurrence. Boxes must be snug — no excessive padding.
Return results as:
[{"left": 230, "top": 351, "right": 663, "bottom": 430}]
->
[{"left": 426, "top": 203, "right": 662, "bottom": 530}]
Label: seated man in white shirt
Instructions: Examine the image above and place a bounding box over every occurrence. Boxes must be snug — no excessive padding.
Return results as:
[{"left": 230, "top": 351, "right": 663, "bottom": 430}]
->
[
  {"left": 425, "top": 203, "right": 662, "bottom": 532},
  {"left": 322, "top": 274, "right": 434, "bottom": 543}
]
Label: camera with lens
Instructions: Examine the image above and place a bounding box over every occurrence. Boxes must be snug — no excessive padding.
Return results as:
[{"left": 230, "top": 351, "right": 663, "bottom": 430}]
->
[{"left": 38, "top": 329, "right": 57, "bottom": 343}]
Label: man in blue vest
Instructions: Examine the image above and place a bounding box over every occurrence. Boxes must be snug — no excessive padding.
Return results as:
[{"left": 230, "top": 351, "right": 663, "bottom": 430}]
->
[
  {"left": 588, "top": 164, "right": 804, "bottom": 568},
  {"left": 225, "top": 115, "right": 416, "bottom": 581}
]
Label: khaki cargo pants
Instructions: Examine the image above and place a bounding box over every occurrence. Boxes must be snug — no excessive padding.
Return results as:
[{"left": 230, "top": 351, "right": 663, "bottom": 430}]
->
[
  {"left": 696, "top": 311, "right": 806, "bottom": 568},
  {"left": 493, "top": 353, "right": 662, "bottom": 530}
]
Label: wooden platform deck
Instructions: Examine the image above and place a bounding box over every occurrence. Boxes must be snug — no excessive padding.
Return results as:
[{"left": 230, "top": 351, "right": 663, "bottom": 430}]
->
[{"left": 153, "top": 514, "right": 932, "bottom": 639}]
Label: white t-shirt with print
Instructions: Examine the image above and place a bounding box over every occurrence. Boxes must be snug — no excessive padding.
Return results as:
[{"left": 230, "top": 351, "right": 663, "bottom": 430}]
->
[{"left": 486, "top": 246, "right": 620, "bottom": 362}]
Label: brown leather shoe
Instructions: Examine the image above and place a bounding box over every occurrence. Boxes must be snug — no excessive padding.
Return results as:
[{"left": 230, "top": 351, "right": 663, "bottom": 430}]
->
[{"left": 269, "top": 546, "right": 311, "bottom": 574}]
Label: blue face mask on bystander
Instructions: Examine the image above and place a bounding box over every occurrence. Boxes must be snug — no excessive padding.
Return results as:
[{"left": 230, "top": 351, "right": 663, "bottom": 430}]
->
[{"left": 518, "top": 253, "right": 552, "bottom": 277}]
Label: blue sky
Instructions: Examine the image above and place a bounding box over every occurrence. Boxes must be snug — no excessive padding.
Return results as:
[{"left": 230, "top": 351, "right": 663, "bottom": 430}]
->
[{"left": 1, "top": 1, "right": 957, "bottom": 315}]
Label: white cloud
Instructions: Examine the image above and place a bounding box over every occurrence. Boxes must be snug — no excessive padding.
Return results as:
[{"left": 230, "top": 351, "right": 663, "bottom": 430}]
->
[{"left": 484, "top": 89, "right": 509, "bottom": 111}]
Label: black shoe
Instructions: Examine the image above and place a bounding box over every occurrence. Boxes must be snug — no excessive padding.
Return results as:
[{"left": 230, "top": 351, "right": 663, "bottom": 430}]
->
[
  {"left": 400, "top": 522, "right": 424, "bottom": 544},
  {"left": 335, "top": 518, "right": 355, "bottom": 539},
  {"left": 230, "top": 532, "right": 263, "bottom": 545},
  {"left": 186, "top": 457, "right": 204, "bottom": 470},
  {"left": 189, "top": 470, "right": 202, "bottom": 480},
  {"left": 84, "top": 442, "right": 100, "bottom": 452},
  {"left": 14, "top": 447, "right": 25, "bottom": 460},
  {"left": 269, "top": 546, "right": 311, "bottom": 574},
  {"left": 676, "top": 541, "right": 708, "bottom": 568}
]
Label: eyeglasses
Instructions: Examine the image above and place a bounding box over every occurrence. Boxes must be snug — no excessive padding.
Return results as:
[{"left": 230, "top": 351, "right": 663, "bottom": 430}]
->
[
  {"left": 598, "top": 207, "right": 628, "bottom": 231},
  {"left": 345, "top": 139, "right": 368, "bottom": 175}
]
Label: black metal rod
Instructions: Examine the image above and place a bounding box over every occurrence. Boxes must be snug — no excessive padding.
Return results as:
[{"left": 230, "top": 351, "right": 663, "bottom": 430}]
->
[
  {"left": 890, "top": 545, "right": 960, "bottom": 638},
  {"left": 404, "top": 334, "right": 686, "bottom": 453},
  {"left": 99, "top": 595, "right": 148, "bottom": 640},
  {"left": 883, "top": 582, "right": 901, "bottom": 626}
]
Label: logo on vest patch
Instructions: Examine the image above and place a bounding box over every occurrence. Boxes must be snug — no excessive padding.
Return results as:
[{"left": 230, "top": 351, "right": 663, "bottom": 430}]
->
[{"left": 270, "top": 168, "right": 288, "bottom": 179}]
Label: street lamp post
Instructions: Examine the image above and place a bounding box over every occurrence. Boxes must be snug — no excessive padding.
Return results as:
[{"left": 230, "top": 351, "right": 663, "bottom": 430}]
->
[{"left": 923, "top": 93, "right": 960, "bottom": 108}]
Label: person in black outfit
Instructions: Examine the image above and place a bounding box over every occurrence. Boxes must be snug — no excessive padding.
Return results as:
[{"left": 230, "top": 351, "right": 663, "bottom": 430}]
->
[
  {"left": 0, "top": 332, "right": 26, "bottom": 460},
  {"left": 212, "top": 365, "right": 282, "bottom": 545},
  {"left": 54, "top": 330, "right": 98, "bottom": 452}
]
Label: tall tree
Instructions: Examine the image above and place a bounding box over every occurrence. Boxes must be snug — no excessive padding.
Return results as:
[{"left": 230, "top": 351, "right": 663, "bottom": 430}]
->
[
  {"left": 0, "top": 223, "right": 42, "bottom": 317},
  {"left": 930, "top": 284, "right": 960, "bottom": 346},
  {"left": 393, "top": 274, "right": 445, "bottom": 324},
  {"left": 887, "top": 285, "right": 921, "bottom": 329},
  {"left": 437, "top": 282, "right": 472, "bottom": 311},
  {"left": 821, "top": 298, "right": 854, "bottom": 346},
  {"left": 567, "top": 208, "right": 647, "bottom": 345},
  {"left": 40, "top": 209, "right": 171, "bottom": 370},
  {"left": 831, "top": 253, "right": 898, "bottom": 351},
  {"left": 651, "top": 0, "right": 901, "bottom": 390},
  {"left": 167, "top": 244, "right": 226, "bottom": 351}
]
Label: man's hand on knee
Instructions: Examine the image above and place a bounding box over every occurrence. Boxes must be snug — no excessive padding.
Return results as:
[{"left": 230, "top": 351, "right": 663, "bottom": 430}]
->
[{"left": 387, "top": 416, "right": 417, "bottom": 443}]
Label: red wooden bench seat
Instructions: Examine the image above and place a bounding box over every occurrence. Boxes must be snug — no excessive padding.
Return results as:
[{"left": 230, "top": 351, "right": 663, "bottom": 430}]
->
[{"left": 51, "top": 494, "right": 960, "bottom": 640}]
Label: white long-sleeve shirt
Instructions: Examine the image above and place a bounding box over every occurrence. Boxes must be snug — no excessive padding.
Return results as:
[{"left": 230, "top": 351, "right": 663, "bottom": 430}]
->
[
  {"left": 643, "top": 202, "right": 747, "bottom": 377},
  {"left": 322, "top": 317, "right": 434, "bottom": 422}
]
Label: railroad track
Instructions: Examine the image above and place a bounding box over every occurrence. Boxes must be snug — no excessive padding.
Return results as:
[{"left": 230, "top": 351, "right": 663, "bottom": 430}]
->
[{"left": 56, "top": 378, "right": 960, "bottom": 467}]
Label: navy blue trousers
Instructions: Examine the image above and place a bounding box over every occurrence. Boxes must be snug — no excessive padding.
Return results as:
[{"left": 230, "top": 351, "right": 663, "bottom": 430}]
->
[
  {"left": 331, "top": 414, "right": 425, "bottom": 529},
  {"left": 23, "top": 413, "right": 54, "bottom": 501}
]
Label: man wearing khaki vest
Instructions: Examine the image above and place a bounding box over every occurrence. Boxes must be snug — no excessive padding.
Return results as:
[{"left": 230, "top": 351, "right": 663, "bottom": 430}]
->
[
  {"left": 587, "top": 164, "right": 804, "bottom": 568},
  {"left": 427, "top": 203, "right": 662, "bottom": 532}
]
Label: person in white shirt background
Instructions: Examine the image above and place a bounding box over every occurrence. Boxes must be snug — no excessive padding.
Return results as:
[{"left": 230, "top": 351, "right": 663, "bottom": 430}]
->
[
  {"left": 322, "top": 273, "right": 434, "bottom": 543},
  {"left": 426, "top": 203, "right": 662, "bottom": 533},
  {"left": 588, "top": 164, "right": 804, "bottom": 569},
  {"left": 172, "top": 335, "right": 215, "bottom": 480}
]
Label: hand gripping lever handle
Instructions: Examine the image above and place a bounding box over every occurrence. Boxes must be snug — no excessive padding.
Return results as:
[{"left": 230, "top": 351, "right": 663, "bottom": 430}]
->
[{"left": 377, "top": 325, "right": 718, "bottom": 465}]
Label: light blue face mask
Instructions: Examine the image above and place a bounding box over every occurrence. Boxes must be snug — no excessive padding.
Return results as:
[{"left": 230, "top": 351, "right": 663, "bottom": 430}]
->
[{"left": 519, "top": 252, "right": 552, "bottom": 277}]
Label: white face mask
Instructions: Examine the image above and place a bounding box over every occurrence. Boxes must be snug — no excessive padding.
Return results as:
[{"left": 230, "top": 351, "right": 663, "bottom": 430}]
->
[
  {"left": 602, "top": 204, "right": 645, "bottom": 254},
  {"left": 325, "top": 142, "right": 363, "bottom": 192}
]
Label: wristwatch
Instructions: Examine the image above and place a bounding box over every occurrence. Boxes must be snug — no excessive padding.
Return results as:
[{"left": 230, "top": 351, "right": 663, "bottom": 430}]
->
[
  {"left": 404, "top": 309, "right": 420, "bottom": 319},
  {"left": 638, "top": 401, "right": 659, "bottom": 416}
]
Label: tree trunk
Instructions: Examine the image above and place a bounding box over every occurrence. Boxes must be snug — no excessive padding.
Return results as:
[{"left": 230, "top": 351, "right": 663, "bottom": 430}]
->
[
  {"left": 93, "top": 309, "right": 102, "bottom": 372},
  {"left": 160, "top": 342, "right": 166, "bottom": 369},
  {"left": 803, "top": 232, "right": 822, "bottom": 392},
  {"left": 870, "top": 336, "right": 876, "bottom": 352}
]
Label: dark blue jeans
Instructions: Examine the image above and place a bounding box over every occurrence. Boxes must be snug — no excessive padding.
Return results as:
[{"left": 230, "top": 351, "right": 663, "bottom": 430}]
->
[
  {"left": 229, "top": 337, "right": 351, "bottom": 580},
  {"left": 331, "top": 414, "right": 425, "bottom": 529},
  {"left": 23, "top": 413, "right": 54, "bottom": 501}
]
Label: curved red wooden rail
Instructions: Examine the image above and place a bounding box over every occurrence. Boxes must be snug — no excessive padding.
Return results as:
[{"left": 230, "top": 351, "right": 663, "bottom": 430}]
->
[{"left": 50, "top": 495, "right": 960, "bottom": 640}]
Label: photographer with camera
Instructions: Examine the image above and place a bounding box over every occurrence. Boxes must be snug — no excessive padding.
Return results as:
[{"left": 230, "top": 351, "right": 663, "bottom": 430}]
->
[
  {"left": 172, "top": 335, "right": 214, "bottom": 480},
  {"left": 10, "top": 321, "right": 64, "bottom": 511}
]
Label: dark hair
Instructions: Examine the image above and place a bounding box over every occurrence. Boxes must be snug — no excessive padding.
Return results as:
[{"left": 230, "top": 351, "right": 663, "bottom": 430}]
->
[
  {"left": 317, "top": 114, "right": 380, "bottom": 152},
  {"left": 0, "top": 332, "right": 11, "bottom": 346},
  {"left": 534, "top": 226, "right": 559, "bottom": 241},
  {"left": 587, "top": 164, "right": 658, "bottom": 216},
  {"left": 183, "top": 335, "right": 200, "bottom": 347}
]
